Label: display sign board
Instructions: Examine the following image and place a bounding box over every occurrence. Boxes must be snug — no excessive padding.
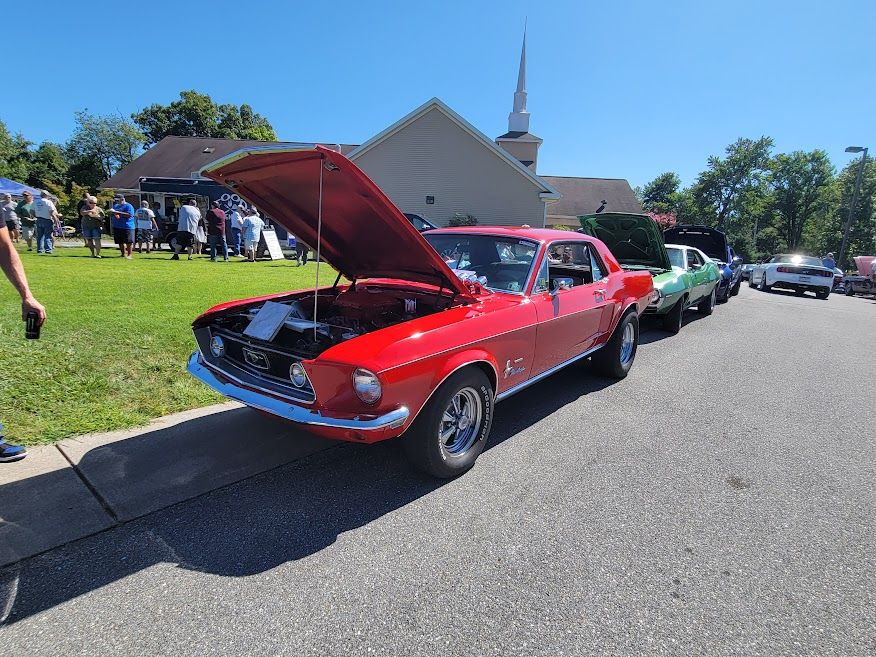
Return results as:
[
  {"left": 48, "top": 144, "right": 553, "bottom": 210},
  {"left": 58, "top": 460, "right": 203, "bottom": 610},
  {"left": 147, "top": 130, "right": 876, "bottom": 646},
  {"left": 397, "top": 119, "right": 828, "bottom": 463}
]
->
[
  {"left": 261, "top": 229, "right": 285, "bottom": 261},
  {"left": 243, "top": 301, "right": 292, "bottom": 341}
]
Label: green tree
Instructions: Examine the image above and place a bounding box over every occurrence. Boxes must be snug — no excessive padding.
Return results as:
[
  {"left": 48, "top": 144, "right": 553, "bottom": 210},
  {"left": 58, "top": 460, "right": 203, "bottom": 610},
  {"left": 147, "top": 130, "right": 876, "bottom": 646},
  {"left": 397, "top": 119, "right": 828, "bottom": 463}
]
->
[
  {"left": 767, "top": 150, "right": 834, "bottom": 251},
  {"left": 0, "top": 119, "right": 32, "bottom": 182},
  {"left": 692, "top": 137, "right": 774, "bottom": 231},
  {"left": 67, "top": 110, "right": 144, "bottom": 182},
  {"left": 26, "top": 142, "right": 70, "bottom": 189},
  {"left": 641, "top": 172, "right": 682, "bottom": 214},
  {"left": 132, "top": 90, "right": 277, "bottom": 145},
  {"left": 809, "top": 157, "right": 876, "bottom": 269}
]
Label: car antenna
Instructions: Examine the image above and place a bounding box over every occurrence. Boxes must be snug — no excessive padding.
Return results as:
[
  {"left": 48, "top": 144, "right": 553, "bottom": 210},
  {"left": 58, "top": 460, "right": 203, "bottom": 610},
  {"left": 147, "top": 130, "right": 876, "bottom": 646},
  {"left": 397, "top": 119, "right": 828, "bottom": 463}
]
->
[{"left": 313, "top": 156, "right": 325, "bottom": 342}]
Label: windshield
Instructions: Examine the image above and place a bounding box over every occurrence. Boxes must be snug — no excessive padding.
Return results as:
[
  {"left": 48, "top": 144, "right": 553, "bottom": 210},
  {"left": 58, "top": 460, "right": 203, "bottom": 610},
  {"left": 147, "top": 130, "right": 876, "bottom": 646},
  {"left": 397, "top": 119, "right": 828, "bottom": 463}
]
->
[
  {"left": 423, "top": 233, "right": 538, "bottom": 294},
  {"left": 666, "top": 247, "right": 685, "bottom": 269},
  {"left": 769, "top": 254, "right": 824, "bottom": 267}
]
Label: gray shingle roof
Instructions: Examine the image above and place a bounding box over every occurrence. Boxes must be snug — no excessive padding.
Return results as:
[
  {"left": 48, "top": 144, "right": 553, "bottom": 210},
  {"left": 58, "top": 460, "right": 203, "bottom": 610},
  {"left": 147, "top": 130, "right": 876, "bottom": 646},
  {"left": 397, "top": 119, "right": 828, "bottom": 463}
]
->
[
  {"left": 101, "top": 136, "right": 359, "bottom": 190},
  {"left": 540, "top": 175, "right": 642, "bottom": 225}
]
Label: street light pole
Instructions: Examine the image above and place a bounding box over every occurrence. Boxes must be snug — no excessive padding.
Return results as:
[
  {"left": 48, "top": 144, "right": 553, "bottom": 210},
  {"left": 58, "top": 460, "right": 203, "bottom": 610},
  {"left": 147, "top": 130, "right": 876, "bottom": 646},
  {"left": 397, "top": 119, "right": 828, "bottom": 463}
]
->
[{"left": 838, "top": 146, "right": 868, "bottom": 268}]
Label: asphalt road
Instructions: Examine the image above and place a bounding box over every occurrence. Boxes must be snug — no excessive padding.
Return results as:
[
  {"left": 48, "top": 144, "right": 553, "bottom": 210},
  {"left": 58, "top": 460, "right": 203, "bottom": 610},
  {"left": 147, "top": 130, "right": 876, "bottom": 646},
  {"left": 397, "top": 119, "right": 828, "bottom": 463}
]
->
[{"left": 1, "top": 285, "right": 874, "bottom": 657}]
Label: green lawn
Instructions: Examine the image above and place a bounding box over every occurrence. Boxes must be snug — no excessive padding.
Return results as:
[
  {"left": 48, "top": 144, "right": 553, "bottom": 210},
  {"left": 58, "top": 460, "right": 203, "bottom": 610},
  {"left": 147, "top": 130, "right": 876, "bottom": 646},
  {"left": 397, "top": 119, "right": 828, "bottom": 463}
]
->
[{"left": 0, "top": 245, "right": 329, "bottom": 445}]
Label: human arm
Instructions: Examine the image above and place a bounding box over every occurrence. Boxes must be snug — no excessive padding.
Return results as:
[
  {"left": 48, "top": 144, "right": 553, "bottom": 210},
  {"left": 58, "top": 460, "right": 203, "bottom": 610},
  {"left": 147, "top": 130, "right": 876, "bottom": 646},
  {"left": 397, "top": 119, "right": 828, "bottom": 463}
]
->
[{"left": 0, "top": 226, "right": 45, "bottom": 324}]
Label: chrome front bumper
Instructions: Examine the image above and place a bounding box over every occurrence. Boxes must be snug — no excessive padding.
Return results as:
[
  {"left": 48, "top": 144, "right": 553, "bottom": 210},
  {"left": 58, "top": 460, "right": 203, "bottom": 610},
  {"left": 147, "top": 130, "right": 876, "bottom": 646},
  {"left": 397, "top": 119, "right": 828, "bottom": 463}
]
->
[{"left": 187, "top": 352, "right": 409, "bottom": 431}]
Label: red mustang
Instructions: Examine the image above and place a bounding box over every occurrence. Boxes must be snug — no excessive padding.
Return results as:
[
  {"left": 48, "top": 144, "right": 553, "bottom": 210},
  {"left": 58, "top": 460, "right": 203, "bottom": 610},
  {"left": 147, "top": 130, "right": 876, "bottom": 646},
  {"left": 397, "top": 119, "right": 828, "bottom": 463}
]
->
[{"left": 188, "top": 146, "right": 654, "bottom": 477}]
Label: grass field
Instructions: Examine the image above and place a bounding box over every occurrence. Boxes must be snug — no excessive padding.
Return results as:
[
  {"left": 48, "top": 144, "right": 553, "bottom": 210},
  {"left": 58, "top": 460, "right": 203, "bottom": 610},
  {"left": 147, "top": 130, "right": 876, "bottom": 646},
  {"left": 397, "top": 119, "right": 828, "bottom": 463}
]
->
[{"left": 0, "top": 244, "right": 329, "bottom": 445}]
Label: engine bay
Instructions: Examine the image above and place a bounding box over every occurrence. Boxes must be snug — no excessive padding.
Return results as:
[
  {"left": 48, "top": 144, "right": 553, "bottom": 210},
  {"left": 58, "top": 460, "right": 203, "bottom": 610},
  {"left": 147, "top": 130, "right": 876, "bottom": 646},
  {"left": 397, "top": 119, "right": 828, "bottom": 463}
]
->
[{"left": 210, "top": 286, "right": 451, "bottom": 359}]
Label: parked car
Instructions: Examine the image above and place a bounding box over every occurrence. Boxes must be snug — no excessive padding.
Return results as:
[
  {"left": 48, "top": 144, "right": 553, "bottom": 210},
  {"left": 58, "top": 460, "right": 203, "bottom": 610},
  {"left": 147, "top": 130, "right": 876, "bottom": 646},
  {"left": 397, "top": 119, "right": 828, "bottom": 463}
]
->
[
  {"left": 187, "top": 146, "right": 653, "bottom": 478},
  {"left": 741, "top": 263, "right": 755, "bottom": 280},
  {"left": 403, "top": 213, "right": 438, "bottom": 232},
  {"left": 748, "top": 254, "right": 834, "bottom": 299},
  {"left": 662, "top": 225, "right": 742, "bottom": 302},
  {"left": 843, "top": 256, "right": 876, "bottom": 296},
  {"left": 578, "top": 212, "right": 719, "bottom": 334}
]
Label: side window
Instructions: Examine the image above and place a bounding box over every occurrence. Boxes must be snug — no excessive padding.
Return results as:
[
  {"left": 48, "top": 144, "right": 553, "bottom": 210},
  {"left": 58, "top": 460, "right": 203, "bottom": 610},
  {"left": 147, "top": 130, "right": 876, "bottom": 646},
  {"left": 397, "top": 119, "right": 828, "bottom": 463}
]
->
[
  {"left": 687, "top": 251, "right": 702, "bottom": 268},
  {"left": 544, "top": 241, "right": 595, "bottom": 288},
  {"left": 589, "top": 247, "right": 605, "bottom": 281},
  {"left": 533, "top": 257, "right": 550, "bottom": 293}
]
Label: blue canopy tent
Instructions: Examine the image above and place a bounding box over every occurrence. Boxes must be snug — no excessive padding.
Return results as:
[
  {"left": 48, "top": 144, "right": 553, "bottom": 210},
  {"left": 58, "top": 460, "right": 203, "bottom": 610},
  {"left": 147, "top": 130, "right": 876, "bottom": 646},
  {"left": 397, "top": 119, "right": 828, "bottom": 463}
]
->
[{"left": 0, "top": 177, "right": 42, "bottom": 197}]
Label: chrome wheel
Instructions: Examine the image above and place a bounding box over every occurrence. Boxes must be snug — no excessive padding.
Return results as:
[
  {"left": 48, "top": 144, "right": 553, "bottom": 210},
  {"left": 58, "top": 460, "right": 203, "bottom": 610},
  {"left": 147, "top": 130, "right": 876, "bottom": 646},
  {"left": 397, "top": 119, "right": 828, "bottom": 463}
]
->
[
  {"left": 619, "top": 321, "right": 636, "bottom": 365},
  {"left": 439, "top": 387, "right": 483, "bottom": 457}
]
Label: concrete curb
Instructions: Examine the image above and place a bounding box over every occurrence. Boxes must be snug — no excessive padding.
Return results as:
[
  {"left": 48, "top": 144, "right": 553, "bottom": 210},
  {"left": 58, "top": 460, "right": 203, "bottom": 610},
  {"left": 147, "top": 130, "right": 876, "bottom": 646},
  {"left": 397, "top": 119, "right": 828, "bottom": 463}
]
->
[{"left": 0, "top": 403, "right": 333, "bottom": 568}]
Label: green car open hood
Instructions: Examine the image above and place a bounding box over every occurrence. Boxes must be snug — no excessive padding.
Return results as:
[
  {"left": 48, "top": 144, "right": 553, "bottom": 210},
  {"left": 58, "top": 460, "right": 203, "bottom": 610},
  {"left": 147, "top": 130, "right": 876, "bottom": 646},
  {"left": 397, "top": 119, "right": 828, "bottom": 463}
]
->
[{"left": 578, "top": 212, "right": 672, "bottom": 272}]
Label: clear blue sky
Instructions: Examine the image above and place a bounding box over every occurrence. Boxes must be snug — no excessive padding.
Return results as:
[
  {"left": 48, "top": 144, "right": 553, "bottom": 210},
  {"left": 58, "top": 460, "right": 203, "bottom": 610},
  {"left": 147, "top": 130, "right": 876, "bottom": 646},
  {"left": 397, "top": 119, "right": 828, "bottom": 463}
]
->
[{"left": 4, "top": 0, "right": 874, "bottom": 188}]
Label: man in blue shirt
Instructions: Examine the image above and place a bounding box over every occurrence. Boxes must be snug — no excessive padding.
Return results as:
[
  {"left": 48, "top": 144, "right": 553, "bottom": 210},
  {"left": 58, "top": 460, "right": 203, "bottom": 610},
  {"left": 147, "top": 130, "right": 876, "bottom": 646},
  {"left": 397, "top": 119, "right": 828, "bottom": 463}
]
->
[
  {"left": 109, "top": 193, "right": 137, "bottom": 259},
  {"left": 822, "top": 252, "right": 836, "bottom": 271}
]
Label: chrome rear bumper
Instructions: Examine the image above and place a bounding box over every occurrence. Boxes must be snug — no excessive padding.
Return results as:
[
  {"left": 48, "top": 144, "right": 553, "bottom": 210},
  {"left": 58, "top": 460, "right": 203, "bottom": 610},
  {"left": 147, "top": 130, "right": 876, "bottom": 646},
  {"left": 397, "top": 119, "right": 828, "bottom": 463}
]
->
[{"left": 187, "top": 352, "right": 409, "bottom": 431}]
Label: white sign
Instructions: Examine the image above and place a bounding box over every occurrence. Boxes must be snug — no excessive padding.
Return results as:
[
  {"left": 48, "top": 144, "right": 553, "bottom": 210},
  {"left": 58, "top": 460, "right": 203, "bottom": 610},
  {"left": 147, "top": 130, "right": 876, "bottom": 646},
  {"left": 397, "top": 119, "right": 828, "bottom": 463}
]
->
[{"left": 261, "top": 229, "right": 285, "bottom": 261}]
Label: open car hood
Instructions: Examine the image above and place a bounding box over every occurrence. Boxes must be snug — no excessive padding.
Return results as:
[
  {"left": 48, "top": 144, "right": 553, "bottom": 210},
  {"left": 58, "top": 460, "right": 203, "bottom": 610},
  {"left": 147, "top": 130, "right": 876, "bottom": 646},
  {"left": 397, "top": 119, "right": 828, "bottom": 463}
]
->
[
  {"left": 578, "top": 212, "right": 671, "bottom": 271},
  {"left": 202, "top": 145, "right": 472, "bottom": 297},
  {"left": 663, "top": 225, "right": 729, "bottom": 263}
]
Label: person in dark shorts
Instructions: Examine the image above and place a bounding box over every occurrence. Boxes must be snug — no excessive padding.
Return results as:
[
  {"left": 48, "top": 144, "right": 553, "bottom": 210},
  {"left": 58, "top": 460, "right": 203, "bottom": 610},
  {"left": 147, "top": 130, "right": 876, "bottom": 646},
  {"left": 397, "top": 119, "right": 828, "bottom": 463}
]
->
[
  {"left": 109, "top": 194, "right": 136, "bottom": 259},
  {"left": 171, "top": 199, "right": 202, "bottom": 260}
]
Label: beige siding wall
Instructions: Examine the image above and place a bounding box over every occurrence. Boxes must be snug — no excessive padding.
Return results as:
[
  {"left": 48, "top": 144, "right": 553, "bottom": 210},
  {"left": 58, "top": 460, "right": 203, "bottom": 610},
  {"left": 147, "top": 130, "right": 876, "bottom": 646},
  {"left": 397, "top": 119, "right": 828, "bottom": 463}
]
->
[{"left": 352, "top": 108, "right": 546, "bottom": 227}]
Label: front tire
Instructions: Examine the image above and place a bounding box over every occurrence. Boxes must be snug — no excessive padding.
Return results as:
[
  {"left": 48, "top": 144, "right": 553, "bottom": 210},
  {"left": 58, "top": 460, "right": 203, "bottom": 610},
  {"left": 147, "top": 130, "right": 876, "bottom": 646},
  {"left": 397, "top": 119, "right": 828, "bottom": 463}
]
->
[
  {"left": 697, "top": 286, "right": 716, "bottom": 315},
  {"left": 402, "top": 368, "right": 494, "bottom": 478},
  {"left": 845, "top": 285, "right": 854, "bottom": 296},
  {"left": 661, "top": 297, "right": 684, "bottom": 334},
  {"left": 592, "top": 311, "right": 639, "bottom": 379}
]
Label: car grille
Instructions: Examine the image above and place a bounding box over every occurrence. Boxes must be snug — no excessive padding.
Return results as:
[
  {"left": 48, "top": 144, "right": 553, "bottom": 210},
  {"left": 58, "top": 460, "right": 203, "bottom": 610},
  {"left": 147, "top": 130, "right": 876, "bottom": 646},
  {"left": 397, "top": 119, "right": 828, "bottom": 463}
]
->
[{"left": 211, "top": 329, "right": 316, "bottom": 401}]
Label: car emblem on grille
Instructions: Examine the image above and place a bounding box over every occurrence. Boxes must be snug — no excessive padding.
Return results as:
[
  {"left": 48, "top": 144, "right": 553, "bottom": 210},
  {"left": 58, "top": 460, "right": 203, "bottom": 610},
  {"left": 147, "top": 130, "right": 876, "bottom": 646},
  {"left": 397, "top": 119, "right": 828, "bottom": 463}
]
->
[{"left": 242, "top": 347, "right": 270, "bottom": 370}]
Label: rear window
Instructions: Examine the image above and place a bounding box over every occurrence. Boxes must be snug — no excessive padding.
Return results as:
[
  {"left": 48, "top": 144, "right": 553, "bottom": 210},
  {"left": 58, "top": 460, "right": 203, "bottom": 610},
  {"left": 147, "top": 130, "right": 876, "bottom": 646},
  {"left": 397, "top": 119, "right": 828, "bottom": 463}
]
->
[{"left": 769, "top": 254, "right": 823, "bottom": 267}]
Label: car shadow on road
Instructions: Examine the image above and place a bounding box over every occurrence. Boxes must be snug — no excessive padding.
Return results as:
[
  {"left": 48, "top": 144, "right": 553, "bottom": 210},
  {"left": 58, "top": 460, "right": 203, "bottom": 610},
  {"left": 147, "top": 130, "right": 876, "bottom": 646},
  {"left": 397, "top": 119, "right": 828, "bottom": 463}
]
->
[
  {"left": 0, "top": 364, "right": 616, "bottom": 625},
  {"left": 638, "top": 311, "right": 711, "bottom": 344}
]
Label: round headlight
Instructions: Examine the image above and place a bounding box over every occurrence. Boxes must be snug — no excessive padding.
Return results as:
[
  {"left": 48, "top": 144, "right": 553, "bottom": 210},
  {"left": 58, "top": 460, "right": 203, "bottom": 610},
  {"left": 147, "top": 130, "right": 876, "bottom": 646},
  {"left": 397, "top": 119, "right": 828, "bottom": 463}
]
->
[
  {"left": 289, "top": 362, "right": 308, "bottom": 388},
  {"left": 352, "top": 368, "right": 382, "bottom": 404},
  {"left": 209, "top": 335, "right": 225, "bottom": 358}
]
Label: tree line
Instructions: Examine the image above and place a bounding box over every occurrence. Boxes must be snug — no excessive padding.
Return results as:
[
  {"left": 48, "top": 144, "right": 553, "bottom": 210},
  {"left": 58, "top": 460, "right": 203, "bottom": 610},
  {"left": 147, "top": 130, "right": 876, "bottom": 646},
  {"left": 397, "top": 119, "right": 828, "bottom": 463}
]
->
[
  {"left": 0, "top": 90, "right": 276, "bottom": 220},
  {"left": 636, "top": 137, "right": 875, "bottom": 269}
]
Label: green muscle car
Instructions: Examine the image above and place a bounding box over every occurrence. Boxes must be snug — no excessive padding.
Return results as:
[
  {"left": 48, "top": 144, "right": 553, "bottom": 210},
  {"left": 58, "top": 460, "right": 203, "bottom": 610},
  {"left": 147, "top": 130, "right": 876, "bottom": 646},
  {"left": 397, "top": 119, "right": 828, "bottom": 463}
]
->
[{"left": 578, "top": 212, "right": 721, "bottom": 333}]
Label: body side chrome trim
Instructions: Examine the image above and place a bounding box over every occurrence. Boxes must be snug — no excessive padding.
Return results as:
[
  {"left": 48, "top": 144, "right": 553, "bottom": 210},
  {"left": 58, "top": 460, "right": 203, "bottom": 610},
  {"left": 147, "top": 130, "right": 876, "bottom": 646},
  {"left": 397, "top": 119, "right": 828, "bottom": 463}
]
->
[
  {"left": 188, "top": 353, "right": 408, "bottom": 430},
  {"left": 495, "top": 344, "right": 604, "bottom": 402}
]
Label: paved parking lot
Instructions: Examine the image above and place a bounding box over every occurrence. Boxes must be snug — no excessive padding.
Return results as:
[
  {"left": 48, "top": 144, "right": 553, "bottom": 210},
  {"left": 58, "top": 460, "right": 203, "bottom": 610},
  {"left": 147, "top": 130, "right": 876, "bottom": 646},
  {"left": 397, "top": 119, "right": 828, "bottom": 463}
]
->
[{"left": 1, "top": 286, "right": 874, "bottom": 656}]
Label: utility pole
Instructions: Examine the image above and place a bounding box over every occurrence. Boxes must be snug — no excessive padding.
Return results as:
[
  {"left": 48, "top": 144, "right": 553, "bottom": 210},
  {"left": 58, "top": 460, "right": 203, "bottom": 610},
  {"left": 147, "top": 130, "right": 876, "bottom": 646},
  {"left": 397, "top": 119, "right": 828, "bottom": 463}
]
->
[{"left": 838, "top": 146, "right": 868, "bottom": 268}]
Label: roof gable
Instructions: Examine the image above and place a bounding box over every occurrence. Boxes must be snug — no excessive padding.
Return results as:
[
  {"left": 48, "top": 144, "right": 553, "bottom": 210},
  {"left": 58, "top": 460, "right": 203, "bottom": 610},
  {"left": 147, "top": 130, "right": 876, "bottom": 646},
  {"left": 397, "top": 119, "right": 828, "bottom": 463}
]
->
[{"left": 348, "top": 98, "right": 559, "bottom": 198}]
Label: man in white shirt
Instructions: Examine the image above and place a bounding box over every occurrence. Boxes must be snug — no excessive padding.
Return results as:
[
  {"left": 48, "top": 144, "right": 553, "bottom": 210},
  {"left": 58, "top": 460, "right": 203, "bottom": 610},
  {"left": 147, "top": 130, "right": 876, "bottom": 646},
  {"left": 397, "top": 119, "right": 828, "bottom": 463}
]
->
[
  {"left": 171, "top": 199, "right": 202, "bottom": 261},
  {"left": 32, "top": 192, "right": 60, "bottom": 255},
  {"left": 135, "top": 201, "right": 157, "bottom": 254},
  {"left": 228, "top": 204, "right": 244, "bottom": 256}
]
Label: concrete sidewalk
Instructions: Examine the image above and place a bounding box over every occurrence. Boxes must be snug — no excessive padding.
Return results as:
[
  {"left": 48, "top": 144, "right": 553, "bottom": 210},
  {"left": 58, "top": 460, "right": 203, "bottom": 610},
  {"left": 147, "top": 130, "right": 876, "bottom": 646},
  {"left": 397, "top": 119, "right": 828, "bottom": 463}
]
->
[{"left": 0, "top": 403, "right": 334, "bottom": 568}]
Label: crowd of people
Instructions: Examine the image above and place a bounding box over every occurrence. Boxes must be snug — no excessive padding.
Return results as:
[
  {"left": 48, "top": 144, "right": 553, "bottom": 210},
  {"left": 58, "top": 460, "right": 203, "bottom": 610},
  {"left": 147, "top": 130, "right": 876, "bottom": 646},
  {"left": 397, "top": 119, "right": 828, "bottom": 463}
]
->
[{"left": 2, "top": 189, "right": 312, "bottom": 264}]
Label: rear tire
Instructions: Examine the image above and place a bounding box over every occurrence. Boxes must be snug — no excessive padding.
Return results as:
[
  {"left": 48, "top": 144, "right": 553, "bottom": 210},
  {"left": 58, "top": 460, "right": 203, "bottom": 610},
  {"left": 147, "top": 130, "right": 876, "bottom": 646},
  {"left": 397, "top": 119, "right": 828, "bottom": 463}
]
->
[
  {"left": 402, "top": 368, "right": 494, "bottom": 479},
  {"left": 697, "top": 287, "right": 716, "bottom": 315},
  {"left": 759, "top": 273, "right": 771, "bottom": 292},
  {"left": 730, "top": 280, "right": 741, "bottom": 296},
  {"left": 592, "top": 311, "right": 639, "bottom": 379},
  {"left": 816, "top": 289, "right": 830, "bottom": 300}
]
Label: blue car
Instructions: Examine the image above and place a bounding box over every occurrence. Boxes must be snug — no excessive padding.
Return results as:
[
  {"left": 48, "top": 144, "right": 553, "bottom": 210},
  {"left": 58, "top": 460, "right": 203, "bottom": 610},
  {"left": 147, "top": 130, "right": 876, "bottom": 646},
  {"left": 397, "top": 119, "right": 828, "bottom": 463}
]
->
[{"left": 663, "top": 225, "right": 743, "bottom": 303}]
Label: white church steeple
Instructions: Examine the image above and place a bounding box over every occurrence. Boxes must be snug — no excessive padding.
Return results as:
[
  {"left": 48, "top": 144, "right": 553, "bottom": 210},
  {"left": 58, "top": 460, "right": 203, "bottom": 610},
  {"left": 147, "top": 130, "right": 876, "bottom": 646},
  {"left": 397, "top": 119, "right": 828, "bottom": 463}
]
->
[
  {"left": 508, "top": 26, "right": 530, "bottom": 133},
  {"left": 496, "top": 24, "right": 542, "bottom": 173}
]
